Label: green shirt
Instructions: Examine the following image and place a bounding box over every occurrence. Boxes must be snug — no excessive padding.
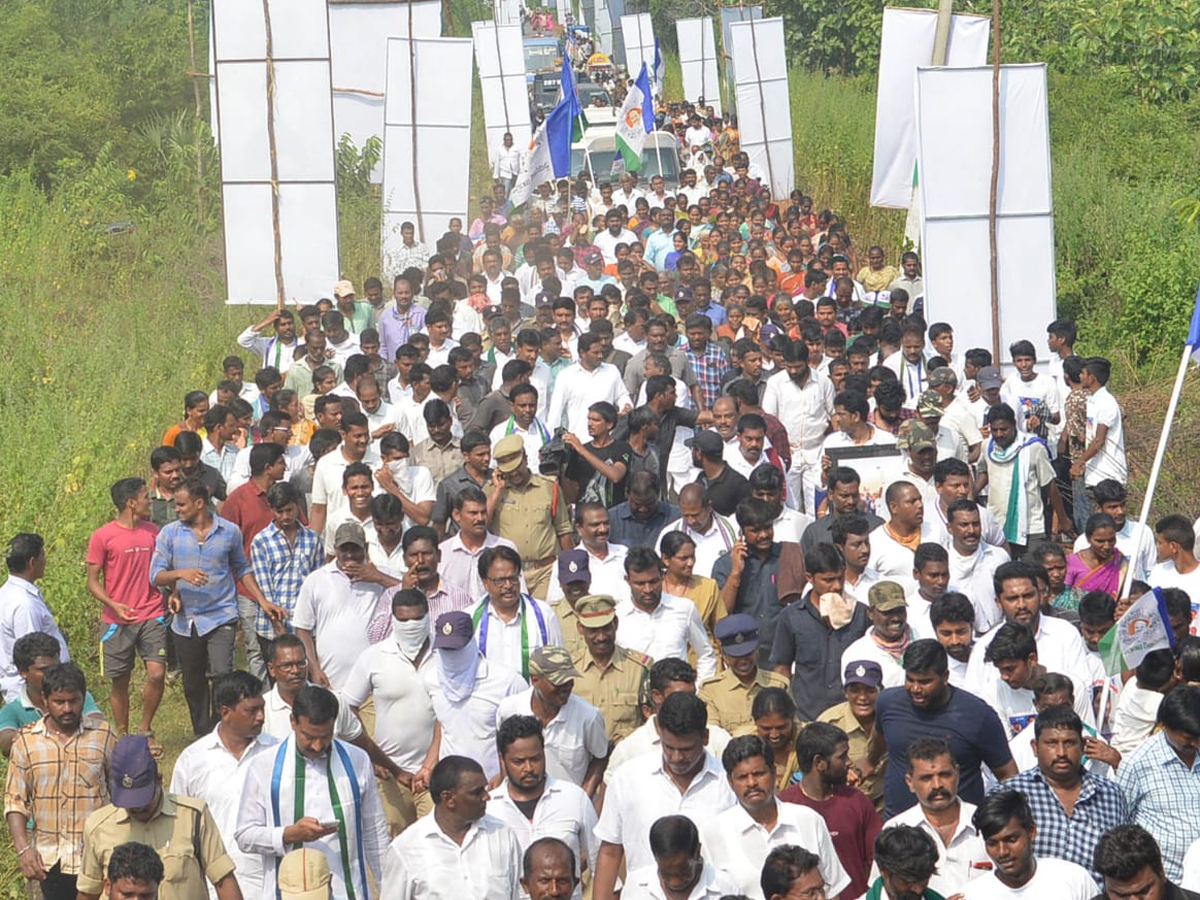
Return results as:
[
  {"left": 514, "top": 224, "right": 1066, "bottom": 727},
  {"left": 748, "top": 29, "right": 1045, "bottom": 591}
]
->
[
  {"left": 337, "top": 301, "right": 377, "bottom": 335},
  {"left": 0, "top": 686, "right": 102, "bottom": 733}
]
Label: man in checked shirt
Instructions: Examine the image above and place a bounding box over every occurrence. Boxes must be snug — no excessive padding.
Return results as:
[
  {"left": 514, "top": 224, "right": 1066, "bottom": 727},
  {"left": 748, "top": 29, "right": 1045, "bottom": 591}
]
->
[{"left": 5, "top": 662, "right": 118, "bottom": 900}]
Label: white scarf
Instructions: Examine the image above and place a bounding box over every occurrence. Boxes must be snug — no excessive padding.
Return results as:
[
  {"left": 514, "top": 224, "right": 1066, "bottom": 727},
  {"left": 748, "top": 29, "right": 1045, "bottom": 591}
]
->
[
  {"left": 437, "top": 639, "right": 482, "bottom": 703},
  {"left": 268, "top": 734, "right": 370, "bottom": 900}
]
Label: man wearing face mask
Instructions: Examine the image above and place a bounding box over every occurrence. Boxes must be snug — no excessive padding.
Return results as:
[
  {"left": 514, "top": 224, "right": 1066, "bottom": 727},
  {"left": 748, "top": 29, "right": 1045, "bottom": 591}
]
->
[
  {"left": 237, "top": 686, "right": 388, "bottom": 900},
  {"left": 343, "top": 589, "right": 439, "bottom": 837},
  {"left": 422, "top": 611, "right": 525, "bottom": 781}
]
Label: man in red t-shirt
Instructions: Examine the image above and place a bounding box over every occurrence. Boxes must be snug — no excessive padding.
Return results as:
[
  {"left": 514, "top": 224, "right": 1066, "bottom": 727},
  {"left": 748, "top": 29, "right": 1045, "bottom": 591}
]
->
[
  {"left": 86, "top": 477, "right": 166, "bottom": 739},
  {"left": 780, "top": 722, "right": 882, "bottom": 898}
]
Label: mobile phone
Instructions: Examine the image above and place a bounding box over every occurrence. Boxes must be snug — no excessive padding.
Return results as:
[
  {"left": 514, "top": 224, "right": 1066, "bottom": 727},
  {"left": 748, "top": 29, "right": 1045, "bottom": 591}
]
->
[{"left": 319, "top": 820, "right": 339, "bottom": 830}]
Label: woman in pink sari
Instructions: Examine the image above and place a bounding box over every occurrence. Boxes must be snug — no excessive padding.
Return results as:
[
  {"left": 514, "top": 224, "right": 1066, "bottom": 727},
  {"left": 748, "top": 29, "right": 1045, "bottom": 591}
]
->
[{"left": 1065, "top": 512, "right": 1128, "bottom": 599}]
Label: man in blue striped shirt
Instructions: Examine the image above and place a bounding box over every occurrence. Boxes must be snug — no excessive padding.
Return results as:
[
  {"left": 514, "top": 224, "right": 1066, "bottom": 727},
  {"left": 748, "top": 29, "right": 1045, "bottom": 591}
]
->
[{"left": 150, "top": 476, "right": 282, "bottom": 736}]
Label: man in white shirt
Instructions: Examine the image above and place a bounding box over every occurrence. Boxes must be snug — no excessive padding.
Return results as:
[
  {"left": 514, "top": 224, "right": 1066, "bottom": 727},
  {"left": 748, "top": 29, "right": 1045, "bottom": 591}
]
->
[
  {"left": 701, "top": 735, "right": 849, "bottom": 900},
  {"left": 547, "top": 504, "right": 631, "bottom": 604},
  {"left": 293, "top": 522, "right": 401, "bottom": 692},
  {"left": 380, "top": 754, "right": 522, "bottom": 900},
  {"left": 259, "top": 634, "right": 366, "bottom": 742},
  {"left": 593, "top": 210, "right": 639, "bottom": 266},
  {"left": 1149, "top": 515, "right": 1200, "bottom": 614},
  {"left": 238, "top": 308, "right": 299, "bottom": 375},
  {"left": 654, "top": 485, "right": 738, "bottom": 579},
  {"left": 423, "top": 610, "right": 525, "bottom": 780},
  {"left": 170, "top": 671, "right": 280, "bottom": 899},
  {"left": 487, "top": 717, "right": 598, "bottom": 897},
  {"left": 869, "top": 483, "right": 939, "bottom": 581},
  {"left": 593, "top": 692, "right": 737, "bottom": 900},
  {"left": 236, "top": 685, "right": 389, "bottom": 900},
  {"left": 496, "top": 647, "right": 609, "bottom": 792},
  {"left": 965, "top": 560, "right": 1090, "bottom": 703},
  {"left": 546, "top": 333, "right": 632, "bottom": 440},
  {"left": 761, "top": 342, "right": 835, "bottom": 514},
  {"left": 874, "top": 736, "right": 989, "bottom": 898},
  {"left": 945, "top": 500, "right": 1011, "bottom": 633},
  {"left": 0, "top": 535, "right": 69, "bottom": 700},
  {"left": 309, "top": 412, "right": 380, "bottom": 542},
  {"left": 621, "top": 814, "right": 739, "bottom": 900},
  {"left": 492, "top": 132, "right": 522, "bottom": 190},
  {"left": 615, "top": 547, "right": 717, "bottom": 679},
  {"left": 963, "top": 790, "right": 1097, "bottom": 900},
  {"left": 472, "top": 545, "right": 564, "bottom": 680},
  {"left": 342, "top": 588, "right": 439, "bottom": 835},
  {"left": 605, "top": 658, "right": 733, "bottom": 783},
  {"left": 612, "top": 173, "right": 644, "bottom": 214},
  {"left": 926, "top": 458, "right": 1008, "bottom": 551}
]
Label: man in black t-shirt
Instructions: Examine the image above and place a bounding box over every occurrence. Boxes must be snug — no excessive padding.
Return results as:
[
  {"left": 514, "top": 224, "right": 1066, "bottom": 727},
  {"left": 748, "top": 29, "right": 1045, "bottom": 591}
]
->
[{"left": 563, "top": 401, "right": 632, "bottom": 507}]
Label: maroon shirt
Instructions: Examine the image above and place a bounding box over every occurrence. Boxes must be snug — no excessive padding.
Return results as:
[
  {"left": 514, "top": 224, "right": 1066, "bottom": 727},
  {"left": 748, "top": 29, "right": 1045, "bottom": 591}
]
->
[{"left": 779, "top": 784, "right": 882, "bottom": 899}]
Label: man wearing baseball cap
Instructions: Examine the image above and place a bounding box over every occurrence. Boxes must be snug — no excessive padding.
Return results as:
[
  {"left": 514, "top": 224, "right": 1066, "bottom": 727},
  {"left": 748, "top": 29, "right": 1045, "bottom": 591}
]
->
[
  {"left": 927, "top": 367, "right": 984, "bottom": 464},
  {"left": 818, "top": 660, "right": 887, "bottom": 814},
  {"left": 77, "top": 735, "right": 240, "bottom": 900},
  {"left": 497, "top": 646, "right": 609, "bottom": 795},
  {"left": 292, "top": 521, "right": 401, "bottom": 693},
  {"left": 334, "top": 279, "right": 376, "bottom": 335},
  {"left": 699, "top": 614, "right": 789, "bottom": 733},
  {"left": 840, "top": 583, "right": 914, "bottom": 690},
  {"left": 916, "top": 389, "right": 968, "bottom": 462},
  {"left": 885, "top": 419, "right": 940, "bottom": 512},
  {"left": 547, "top": 550, "right": 592, "bottom": 659}
]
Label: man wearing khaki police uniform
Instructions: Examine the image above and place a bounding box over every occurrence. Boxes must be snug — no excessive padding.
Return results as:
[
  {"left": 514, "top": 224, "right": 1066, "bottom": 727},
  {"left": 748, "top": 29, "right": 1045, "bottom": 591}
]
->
[
  {"left": 77, "top": 735, "right": 242, "bottom": 900},
  {"left": 485, "top": 433, "right": 573, "bottom": 600},
  {"left": 552, "top": 549, "right": 592, "bottom": 660},
  {"left": 699, "top": 614, "right": 790, "bottom": 733},
  {"left": 569, "top": 595, "right": 651, "bottom": 746}
]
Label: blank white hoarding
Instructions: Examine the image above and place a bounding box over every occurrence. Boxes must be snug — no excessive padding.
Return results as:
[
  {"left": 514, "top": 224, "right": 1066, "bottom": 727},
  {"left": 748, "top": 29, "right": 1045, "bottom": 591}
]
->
[
  {"left": 594, "top": 0, "right": 614, "bottom": 59},
  {"left": 329, "top": 1, "right": 443, "bottom": 183},
  {"left": 621, "top": 14, "right": 655, "bottom": 81},
  {"left": 870, "top": 7, "right": 991, "bottom": 208},
  {"left": 212, "top": 0, "right": 339, "bottom": 305},
  {"left": 473, "top": 22, "right": 532, "bottom": 159},
  {"left": 720, "top": 5, "right": 761, "bottom": 103},
  {"left": 382, "top": 36, "right": 474, "bottom": 267},
  {"left": 677, "top": 17, "right": 721, "bottom": 114},
  {"left": 729, "top": 17, "right": 792, "bottom": 198},
  {"left": 916, "top": 64, "right": 1056, "bottom": 358}
]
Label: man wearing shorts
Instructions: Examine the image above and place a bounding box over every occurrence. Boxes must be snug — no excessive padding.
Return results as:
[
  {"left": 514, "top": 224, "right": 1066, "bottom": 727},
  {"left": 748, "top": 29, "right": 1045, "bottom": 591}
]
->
[{"left": 86, "top": 478, "right": 167, "bottom": 743}]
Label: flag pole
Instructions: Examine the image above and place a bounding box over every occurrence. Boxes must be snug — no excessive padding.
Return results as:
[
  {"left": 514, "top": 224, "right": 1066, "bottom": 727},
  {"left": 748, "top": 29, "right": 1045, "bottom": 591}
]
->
[{"left": 1121, "top": 342, "right": 1193, "bottom": 600}]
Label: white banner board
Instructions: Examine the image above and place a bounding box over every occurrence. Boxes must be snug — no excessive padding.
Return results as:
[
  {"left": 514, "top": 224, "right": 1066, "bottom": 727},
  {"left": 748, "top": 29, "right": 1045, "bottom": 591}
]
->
[
  {"left": 328, "top": 1, "right": 442, "bottom": 184},
  {"left": 594, "top": 0, "right": 615, "bottom": 59},
  {"left": 720, "top": 5, "right": 761, "bottom": 104},
  {"left": 916, "top": 64, "right": 1056, "bottom": 359},
  {"left": 382, "top": 36, "right": 474, "bottom": 270},
  {"left": 870, "top": 7, "right": 990, "bottom": 208},
  {"left": 621, "top": 14, "right": 655, "bottom": 82},
  {"left": 473, "top": 22, "right": 532, "bottom": 159},
  {"left": 677, "top": 17, "right": 721, "bottom": 114},
  {"left": 212, "top": 0, "right": 340, "bottom": 305},
  {"left": 729, "top": 16, "right": 792, "bottom": 198}
]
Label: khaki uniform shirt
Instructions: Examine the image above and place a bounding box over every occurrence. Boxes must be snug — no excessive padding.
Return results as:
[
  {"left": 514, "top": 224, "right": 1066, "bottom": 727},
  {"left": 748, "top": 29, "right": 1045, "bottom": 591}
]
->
[
  {"left": 733, "top": 719, "right": 805, "bottom": 791},
  {"left": 817, "top": 701, "right": 885, "bottom": 813},
  {"left": 699, "top": 667, "right": 791, "bottom": 734},
  {"left": 486, "top": 475, "right": 572, "bottom": 562},
  {"left": 77, "top": 794, "right": 236, "bottom": 900},
  {"left": 554, "top": 602, "right": 587, "bottom": 660},
  {"left": 571, "top": 646, "right": 651, "bottom": 744}
]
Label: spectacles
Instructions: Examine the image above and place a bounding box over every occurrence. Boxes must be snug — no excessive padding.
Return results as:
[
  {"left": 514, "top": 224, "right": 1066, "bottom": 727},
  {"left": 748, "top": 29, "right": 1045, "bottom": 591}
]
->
[
  {"left": 487, "top": 575, "right": 521, "bottom": 586},
  {"left": 273, "top": 660, "right": 308, "bottom": 672},
  {"left": 789, "top": 885, "right": 828, "bottom": 900}
]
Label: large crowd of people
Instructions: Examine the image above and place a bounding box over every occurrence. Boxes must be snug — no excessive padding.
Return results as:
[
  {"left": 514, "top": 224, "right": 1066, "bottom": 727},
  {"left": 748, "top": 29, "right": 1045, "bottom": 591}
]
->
[{"left": 6, "top": 102, "right": 1200, "bottom": 900}]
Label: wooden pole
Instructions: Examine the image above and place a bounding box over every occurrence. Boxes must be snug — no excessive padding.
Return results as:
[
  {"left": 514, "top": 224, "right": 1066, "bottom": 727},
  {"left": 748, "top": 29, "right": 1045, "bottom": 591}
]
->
[
  {"left": 261, "top": 0, "right": 286, "bottom": 310},
  {"left": 987, "top": 0, "right": 1001, "bottom": 364},
  {"left": 408, "top": 1, "right": 426, "bottom": 243},
  {"left": 931, "top": 0, "right": 954, "bottom": 66},
  {"left": 186, "top": 0, "right": 205, "bottom": 225}
]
